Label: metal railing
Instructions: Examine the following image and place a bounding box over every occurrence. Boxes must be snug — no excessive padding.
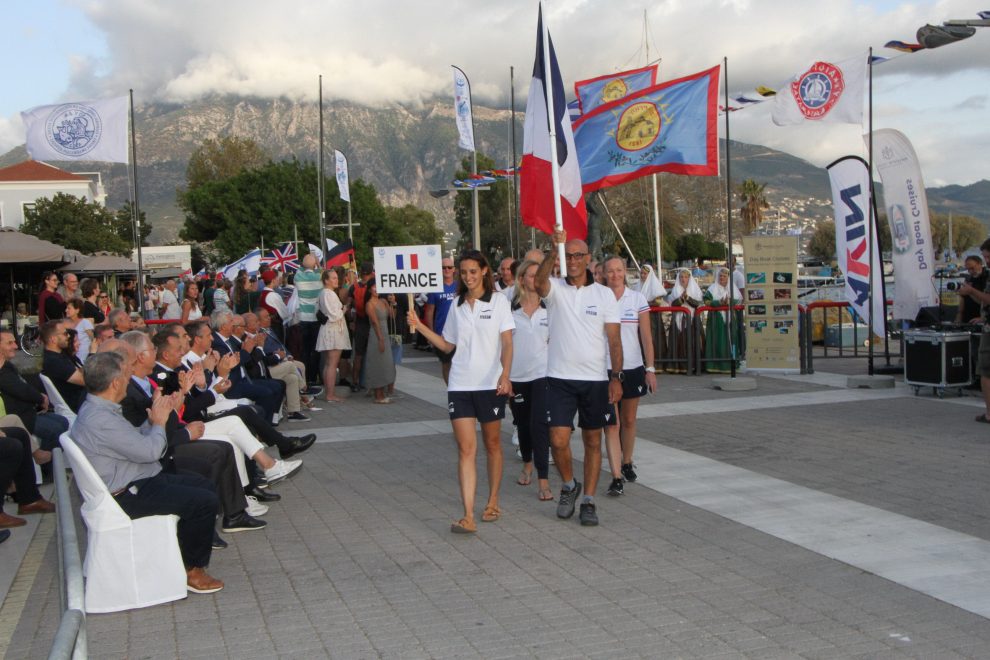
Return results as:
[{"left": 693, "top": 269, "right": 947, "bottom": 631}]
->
[
  {"left": 804, "top": 300, "right": 900, "bottom": 374},
  {"left": 49, "top": 448, "right": 86, "bottom": 660},
  {"left": 692, "top": 304, "right": 747, "bottom": 375}
]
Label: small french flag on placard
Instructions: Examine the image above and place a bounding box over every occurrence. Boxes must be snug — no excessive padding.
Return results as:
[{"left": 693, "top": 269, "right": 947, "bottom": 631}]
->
[{"left": 395, "top": 254, "right": 419, "bottom": 270}]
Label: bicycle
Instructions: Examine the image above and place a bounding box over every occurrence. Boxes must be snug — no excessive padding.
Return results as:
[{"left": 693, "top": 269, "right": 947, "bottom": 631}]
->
[{"left": 19, "top": 324, "right": 42, "bottom": 357}]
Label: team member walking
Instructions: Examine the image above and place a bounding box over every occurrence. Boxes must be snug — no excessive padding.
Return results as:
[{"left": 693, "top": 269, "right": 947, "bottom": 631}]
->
[
  {"left": 408, "top": 250, "right": 514, "bottom": 534},
  {"left": 509, "top": 259, "right": 553, "bottom": 502},
  {"left": 535, "top": 231, "right": 623, "bottom": 527},
  {"left": 601, "top": 257, "right": 657, "bottom": 496}
]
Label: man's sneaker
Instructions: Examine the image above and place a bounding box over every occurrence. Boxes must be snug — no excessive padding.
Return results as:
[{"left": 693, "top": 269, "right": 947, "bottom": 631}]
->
[
  {"left": 221, "top": 512, "right": 267, "bottom": 533},
  {"left": 607, "top": 477, "right": 624, "bottom": 497},
  {"left": 212, "top": 532, "right": 228, "bottom": 550},
  {"left": 579, "top": 502, "right": 599, "bottom": 526},
  {"left": 255, "top": 476, "right": 270, "bottom": 490},
  {"left": 245, "top": 496, "right": 268, "bottom": 517},
  {"left": 621, "top": 463, "right": 638, "bottom": 483},
  {"left": 556, "top": 481, "right": 582, "bottom": 519},
  {"left": 515, "top": 448, "right": 523, "bottom": 460},
  {"left": 511, "top": 428, "right": 519, "bottom": 446},
  {"left": 287, "top": 411, "right": 310, "bottom": 422},
  {"left": 264, "top": 458, "right": 303, "bottom": 485},
  {"left": 303, "top": 385, "right": 324, "bottom": 396},
  {"left": 186, "top": 567, "right": 224, "bottom": 594}
]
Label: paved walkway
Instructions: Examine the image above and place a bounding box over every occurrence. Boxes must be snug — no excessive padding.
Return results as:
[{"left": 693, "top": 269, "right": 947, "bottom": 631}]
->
[{"left": 4, "top": 350, "right": 990, "bottom": 658}]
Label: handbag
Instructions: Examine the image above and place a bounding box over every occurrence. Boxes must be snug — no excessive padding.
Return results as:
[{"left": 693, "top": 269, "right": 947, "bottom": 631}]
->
[{"left": 387, "top": 309, "right": 402, "bottom": 365}]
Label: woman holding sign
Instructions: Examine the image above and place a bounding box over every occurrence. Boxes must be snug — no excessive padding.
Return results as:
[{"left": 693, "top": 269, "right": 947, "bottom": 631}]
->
[{"left": 408, "top": 250, "right": 514, "bottom": 534}]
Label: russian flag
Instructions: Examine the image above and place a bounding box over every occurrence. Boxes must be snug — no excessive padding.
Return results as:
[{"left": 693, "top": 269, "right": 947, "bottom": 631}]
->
[
  {"left": 519, "top": 4, "right": 587, "bottom": 241},
  {"left": 395, "top": 253, "right": 419, "bottom": 270}
]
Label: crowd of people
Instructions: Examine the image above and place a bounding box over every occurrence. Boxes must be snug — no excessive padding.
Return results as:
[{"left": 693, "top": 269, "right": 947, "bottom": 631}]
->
[{"left": 0, "top": 241, "right": 745, "bottom": 589}]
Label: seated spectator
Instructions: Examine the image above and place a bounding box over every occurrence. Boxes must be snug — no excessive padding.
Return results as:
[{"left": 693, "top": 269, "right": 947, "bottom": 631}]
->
[
  {"left": 111, "top": 334, "right": 270, "bottom": 537},
  {"left": 0, "top": 423, "right": 55, "bottom": 529},
  {"left": 241, "top": 312, "right": 308, "bottom": 421},
  {"left": 71, "top": 350, "right": 224, "bottom": 594},
  {"left": 108, "top": 309, "right": 133, "bottom": 337},
  {"left": 210, "top": 311, "right": 284, "bottom": 423},
  {"left": 91, "top": 324, "right": 115, "bottom": 353},
  {"left": 41, "top": 320, "right": 86, "bottom": 412},
  {"left": 0, "top": 331, "right": 69, "bottom": 464}
]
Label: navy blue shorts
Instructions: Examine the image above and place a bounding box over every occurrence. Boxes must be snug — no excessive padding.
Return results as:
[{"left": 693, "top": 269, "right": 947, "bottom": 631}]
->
[
  {"left": 545, "top": 377, "right": 611, "bottom": 430},
  {"left": 448, "top": 389, "right": 508, "bottom": 423}
]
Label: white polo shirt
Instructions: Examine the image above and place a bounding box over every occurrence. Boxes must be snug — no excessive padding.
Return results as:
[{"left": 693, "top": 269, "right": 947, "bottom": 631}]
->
[
  {"left": 606, "top": 287, "right": 649, "bottom": 370},
  {"left": 544, "top": 275, "right": 620, "bottom": 381},
  {"left": 160, "top": 289, "right": 180, "bottom": 320},
  {"left": 510, "top": 303, "right": 549, "bottom": 382},
  {"left": 442, "top": 291, "right": 515, "bottom": 392}
]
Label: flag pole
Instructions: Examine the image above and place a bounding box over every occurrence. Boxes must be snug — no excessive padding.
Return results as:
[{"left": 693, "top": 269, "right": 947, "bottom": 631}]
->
[
  {"left": 596, "top": 193, "right": 640, "bottom": 273},
  {"left": 866, "top": 47, "right": 876, "bottom": 377},
  {"left": 318, "top": 75, "right": 327, "bottom": 269},
  {"left": 465, "top": 69, "right": 480, "bottom": 251},
  {"left": 540, "top": 5, "right": 567, "bottom": 267},
  {"left": 128, "top": 89, "right": 146, "bottom": 318},
  {"left": 723, "top": 57, "right": 736, "bottom": 379},
  {"left": 510, "top": 65, "right": 523, "bottom": 256}
]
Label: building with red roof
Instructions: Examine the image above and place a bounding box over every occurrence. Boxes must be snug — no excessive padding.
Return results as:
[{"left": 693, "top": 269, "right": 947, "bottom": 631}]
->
[{"left": 0, "top": 160, "right": 106, "bottom": 229}]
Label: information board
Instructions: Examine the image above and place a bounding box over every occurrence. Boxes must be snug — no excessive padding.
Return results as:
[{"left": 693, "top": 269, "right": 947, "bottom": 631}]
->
[
  {"left": 372, "top": 244, "right": 444, "bottom": 294},
  {"left": 742, "top": 236, "right": 800, "bottom": 373}
]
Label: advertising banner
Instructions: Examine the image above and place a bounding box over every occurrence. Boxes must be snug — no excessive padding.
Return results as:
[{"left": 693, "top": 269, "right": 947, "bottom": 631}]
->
[{"left": 742, "top": 236, "right": 801, "bottom": 372}]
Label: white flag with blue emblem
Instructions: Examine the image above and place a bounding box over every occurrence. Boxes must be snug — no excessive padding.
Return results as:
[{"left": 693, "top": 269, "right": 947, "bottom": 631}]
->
[
  {"left": 452, "top": 65, "right": 475, "bottom": 152},
  {"left": 771, "top": 53, "right": 867, "bottom": 126},
  {"left": 21, "top": 96, "right": 129, "bottom": 163},
  {"left": 334, "top": 150, "right": 350, "bottom": 203},
  {"left": 221, "top": 248, "right": 262, "bottom": 281}
]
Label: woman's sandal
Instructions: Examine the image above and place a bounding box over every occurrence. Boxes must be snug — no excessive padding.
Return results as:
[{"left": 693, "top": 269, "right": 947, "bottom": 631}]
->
[
  {"left": 538, "top": 488, "right": 554, "bottom": 502},
  {"left": 450, "top": 518, "right": 477, "bottom": 534},
  {"left": 517, "top": 470, "right": 532, "bottom": 486},
  {"left": 481, "top": 505, "right": 501, "bottom": 522}
]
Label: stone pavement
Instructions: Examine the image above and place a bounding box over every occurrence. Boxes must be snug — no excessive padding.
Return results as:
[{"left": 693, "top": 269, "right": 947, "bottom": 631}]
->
[{"left": 4, "top": 350, "right": 990, "bottom": 658}]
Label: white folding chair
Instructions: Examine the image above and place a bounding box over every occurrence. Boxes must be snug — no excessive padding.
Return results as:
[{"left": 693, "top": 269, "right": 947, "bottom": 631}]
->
[
  {"left": 59, "top": 433, "right": 187, "bottom": 613},
  {"left": 39, "top": 374, "right": 77, "bottom": 425}
]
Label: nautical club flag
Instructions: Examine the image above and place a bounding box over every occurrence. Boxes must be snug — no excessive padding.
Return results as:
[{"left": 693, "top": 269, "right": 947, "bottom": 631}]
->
[
  {"left": 451, "top": 66, "right": 476, "bottom": 152},
  {"left": 772, "top": 53, "right": 867, "bottom": 126},
  {"left": 334, "top": 150, "right": 350, "bottom": 202},
  {"left": 827, "top": 156, "right": 885, "bottom": 339},
  {"left": 869, "top": 129, "right": 937, "bottom": 321},
  {"left": 573, "top": 66, "right": 720, "bottom": 192},
  {"left": 21, "top": 96, "right": 129, "bottom": 163},
  {"left": 325, "top": 238, "right": 355, "bottom": 268},
  {"left": 574, "top": 64, "right": 658, "bottom": 115},
  {"left": 520, "top": 5, "right": 588, "bottom": 240},
  {"left": 221, "top": 248, "right": 262, "bottom": 281},
  {"left": 261, "top": 242, "right": 300, "bottom": 273}
]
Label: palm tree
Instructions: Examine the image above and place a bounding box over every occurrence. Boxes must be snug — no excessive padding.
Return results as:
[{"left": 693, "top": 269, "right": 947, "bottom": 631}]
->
[{"left": 737, "top": 179, "right": 770, "bottom": 235}]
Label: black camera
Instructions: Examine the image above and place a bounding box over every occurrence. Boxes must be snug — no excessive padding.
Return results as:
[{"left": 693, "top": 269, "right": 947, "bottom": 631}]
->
[{"left": 946, "top": 277, "right": 972, "bottom": 292}]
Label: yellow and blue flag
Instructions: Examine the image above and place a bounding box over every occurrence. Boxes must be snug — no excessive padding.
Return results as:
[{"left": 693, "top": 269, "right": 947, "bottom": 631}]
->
[
  {"left": 573, "top": 65, "right": 720, "bottom": 193},
  {"left": 573, "top": 64, "right": 658, "bottom": 115}
]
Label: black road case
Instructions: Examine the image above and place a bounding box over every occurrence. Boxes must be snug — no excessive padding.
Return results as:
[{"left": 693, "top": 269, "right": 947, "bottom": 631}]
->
[{"left": 904, "top": 329, "right": 971, "bottom": 397}]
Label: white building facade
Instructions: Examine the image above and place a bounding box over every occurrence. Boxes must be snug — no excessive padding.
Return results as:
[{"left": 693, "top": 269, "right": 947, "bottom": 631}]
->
[{"left": 0, "top": 160, "right": 106, "bottom": 229}]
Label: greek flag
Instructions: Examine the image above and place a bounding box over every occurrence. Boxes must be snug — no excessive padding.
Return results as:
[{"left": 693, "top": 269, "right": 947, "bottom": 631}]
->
[{"left": 21, "top": 96, "right": 129, "bottom": 163}]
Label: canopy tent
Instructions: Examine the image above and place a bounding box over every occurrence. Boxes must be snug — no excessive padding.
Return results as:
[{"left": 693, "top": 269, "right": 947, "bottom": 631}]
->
[
  {"left": 0, "top": 229, "right": 68, "bottom": 339},
  {"left": 58, "top": 253, "right": 138, "bottom": 274}
]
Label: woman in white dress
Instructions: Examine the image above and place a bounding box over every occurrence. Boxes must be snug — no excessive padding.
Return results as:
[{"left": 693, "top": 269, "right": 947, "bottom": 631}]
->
[
  {"left": 64, "top": 298, "right": 93, "bottom": 363},
  {"left": 180, "top": 281, "right": 203, "bottom": 324},
  {"left": 665, "top": 269, "right": 703, "bottom": 373},
  {"left": 316, "top": 269, "right": 350, "bottom": 402}
]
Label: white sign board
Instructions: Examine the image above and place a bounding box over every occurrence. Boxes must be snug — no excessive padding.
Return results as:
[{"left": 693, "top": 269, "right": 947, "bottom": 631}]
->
[{"left": 373, "top": 244, "right": 444, "bottom": 294}]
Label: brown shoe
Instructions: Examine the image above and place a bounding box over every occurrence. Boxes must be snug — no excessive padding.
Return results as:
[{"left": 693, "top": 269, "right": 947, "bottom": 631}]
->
[
  {"left": 17, "top": 499, "right": 55, "bottom": 515},
  {"left": 0, "top": 512, "right": 27, "bottom": 528},
  {"left": 186, "top": 567, "right": 224, "bottom": 594}
]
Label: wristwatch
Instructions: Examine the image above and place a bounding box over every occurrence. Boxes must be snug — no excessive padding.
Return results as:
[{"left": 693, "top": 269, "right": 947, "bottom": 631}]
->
[
  {"left": 645, "top": 366, "right": 656, "bottom": 373},
  {"left": 610, "top": 371, "right": 625, "bottom": 382}
]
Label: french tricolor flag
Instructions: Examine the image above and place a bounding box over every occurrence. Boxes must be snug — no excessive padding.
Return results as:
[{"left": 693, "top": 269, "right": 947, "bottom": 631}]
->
[
  {"left": 395, "top": 253, "right": 419, "bottom": 270},
  {"left": 519, "top": 4, "right": 587, "bottom": 240}
]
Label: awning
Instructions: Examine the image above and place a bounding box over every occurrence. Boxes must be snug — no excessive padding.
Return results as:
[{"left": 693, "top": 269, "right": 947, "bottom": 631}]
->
[
  {"left": 58, "top": 253, "right": 138, "bottom": 274},
  {"left": 0, "top": 228, "right": 66, "bottom": 264}
]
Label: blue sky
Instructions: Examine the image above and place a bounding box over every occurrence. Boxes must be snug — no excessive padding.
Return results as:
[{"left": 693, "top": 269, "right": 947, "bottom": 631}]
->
[{"left": 1, "top": 0, "right": 987, "bottom": 187}]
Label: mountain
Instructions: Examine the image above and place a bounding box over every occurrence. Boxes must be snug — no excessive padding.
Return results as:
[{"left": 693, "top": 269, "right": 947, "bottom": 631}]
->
[{"left": 1, "top": 97, "right": 986, "bottom": 242}]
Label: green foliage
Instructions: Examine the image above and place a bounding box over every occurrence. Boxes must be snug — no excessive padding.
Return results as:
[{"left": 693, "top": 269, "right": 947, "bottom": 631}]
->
[
  {"left": 737, "top": 179, "right": 769, "bottom": 234},
  {"left": 22, "top": 193, "right": 134, "bottom": 256},
  {"left": 115, "top": 201, "right": 152, "bottom": 247},
  {"left": 594, "top": 178, "right": 683, "bottom": 266},
  {"left": 674, "top": 233, "right": 724, "bottom": 263},
  {"left": 452, "top": 153, "right": 514, "bottom": 257},
  {"left": 929, "top": 212, "right": 983, "bottom": 255},
  {"left": 808, "top": 221, "right": 836, "bottom": 261},
  {"left": 384, "top": 204, "right": 443, "bottom": 246},
  {"left": 181, "top": 136, "right": 269, "bottom": 194}
]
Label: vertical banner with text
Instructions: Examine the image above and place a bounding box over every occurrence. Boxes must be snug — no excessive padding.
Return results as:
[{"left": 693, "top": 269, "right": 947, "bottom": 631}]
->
[{"left": 742, "top": 236, "right": 801, "bottom": 372}]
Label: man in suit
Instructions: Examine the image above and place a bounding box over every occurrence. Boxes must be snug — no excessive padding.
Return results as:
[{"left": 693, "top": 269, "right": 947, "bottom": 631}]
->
[
  {"left": 242, "top": 312, "right": 310, "bottom": 421},
  {"left": 209, "top": 310, "right": 284, "bottom": 423},
  {"left": 110, "top": 334, "right": 268, "bottom": 537}
]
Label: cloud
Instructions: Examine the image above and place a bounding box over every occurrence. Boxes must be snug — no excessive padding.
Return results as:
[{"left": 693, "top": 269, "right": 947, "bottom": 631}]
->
[{"left": 4, "top": 0, "right": 982, "bottom": 186}]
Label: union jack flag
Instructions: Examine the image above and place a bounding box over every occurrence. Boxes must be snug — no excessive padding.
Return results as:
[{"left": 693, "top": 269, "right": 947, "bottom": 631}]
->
[{"left": 261, "top": 242, "right": 299, "bottom": 273}]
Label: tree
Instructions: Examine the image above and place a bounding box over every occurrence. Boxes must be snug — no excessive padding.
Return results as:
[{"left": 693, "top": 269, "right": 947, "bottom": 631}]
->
[
  {"left": 182, "top": 136, "right": 269, "bottom": 193},
  {"left": 928, "top": 212, "right": 983, "bottom": 256},
  {"left": 737, "top": 179, "right": 770, "bottom": 235},
  {"left": 385, "top": 204, "right": 443, "bottom": 245},
  {"left": 452, "top": 153, "right": 513, "bottom": 256},
  {"left": 116, "top": 201, "right": 152, "bottom": 247},
  {"left": 22, "top": 193, "right": 133, "bottom": 256},
  {"left": 593, "top": 176, "right": 683, "bottom": 266},
  {"left": 808, "top": 221, "right": 836, "bottom": 262}
]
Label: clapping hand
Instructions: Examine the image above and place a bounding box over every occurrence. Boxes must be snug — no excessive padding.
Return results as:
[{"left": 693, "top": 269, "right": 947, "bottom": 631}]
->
[{"left": 147, "top": 393, "right": 173, "bottom": 427}]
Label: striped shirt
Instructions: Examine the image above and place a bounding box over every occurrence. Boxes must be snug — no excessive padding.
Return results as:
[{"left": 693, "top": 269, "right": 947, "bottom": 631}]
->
[{"left": 293, "top": 269, "right": 323, "bottom": 322}]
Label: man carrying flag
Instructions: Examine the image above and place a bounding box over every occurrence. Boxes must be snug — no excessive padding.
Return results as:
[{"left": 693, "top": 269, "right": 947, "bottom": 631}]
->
[{"left": 520, "top": 4, "right": 587, "bottom": 241}]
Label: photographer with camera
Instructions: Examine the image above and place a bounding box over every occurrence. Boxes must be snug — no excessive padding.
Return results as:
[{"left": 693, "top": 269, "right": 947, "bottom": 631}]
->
[
  {"left": 957, "top": 241, "right": 990, "bottom": 422},
  {"left": 954, "top": 255, "right": 988, "bottom": 324}
]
